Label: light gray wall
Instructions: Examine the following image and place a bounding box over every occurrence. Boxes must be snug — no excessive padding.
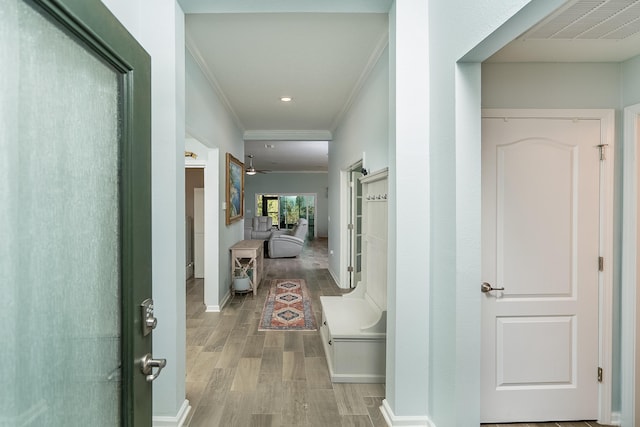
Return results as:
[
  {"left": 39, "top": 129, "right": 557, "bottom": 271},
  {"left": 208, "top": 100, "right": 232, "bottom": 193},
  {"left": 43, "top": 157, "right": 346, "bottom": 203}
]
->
[
  {"left": 185, "top": 51, "right": 246, "bottom": 305},
  {"left": 482, "top": 60, "right": 625, "bottom": 410},
  {"left": 244, "top": 172, "right": 329, "bottom": 237},
  {"left": 623, "top": 55, "right": 640, "bottom": 106},
  {"left": 426, "top": 1, "right": 566, "bottom": 425},
  {"left": 328, "top": 44, "right": 389, "bottom": 285},
  {"left": 482, "top": 62, "right": 621, "bottom": 108}
]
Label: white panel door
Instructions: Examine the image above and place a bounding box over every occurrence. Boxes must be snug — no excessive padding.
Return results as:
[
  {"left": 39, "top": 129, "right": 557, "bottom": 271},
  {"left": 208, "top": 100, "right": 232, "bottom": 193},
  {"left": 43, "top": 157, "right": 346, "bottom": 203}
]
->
[{"left": 481, "top": 117, "right": 601, "bottom": 422}]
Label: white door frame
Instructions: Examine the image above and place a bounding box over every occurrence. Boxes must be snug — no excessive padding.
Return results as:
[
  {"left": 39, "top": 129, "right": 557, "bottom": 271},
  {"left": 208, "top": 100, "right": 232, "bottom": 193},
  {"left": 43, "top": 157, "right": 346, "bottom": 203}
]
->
[
  {"left": 185, "top": 146, "right": 221, "bottom": 312},
  {"left": 483, "top": 108, "right": 615, "bottom": 424},
  {"left": 621, "top": 103, "right": 640, "bottom": 427},
  {"left": 339, "top": 158, "right": 365, "bottom": 290}
]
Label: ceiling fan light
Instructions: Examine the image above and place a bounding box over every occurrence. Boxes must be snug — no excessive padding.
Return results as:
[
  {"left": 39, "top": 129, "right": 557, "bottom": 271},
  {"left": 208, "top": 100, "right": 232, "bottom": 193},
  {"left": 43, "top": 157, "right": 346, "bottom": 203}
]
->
[{"left": 246, "top": 167, "right": 257, "bottom": 176}]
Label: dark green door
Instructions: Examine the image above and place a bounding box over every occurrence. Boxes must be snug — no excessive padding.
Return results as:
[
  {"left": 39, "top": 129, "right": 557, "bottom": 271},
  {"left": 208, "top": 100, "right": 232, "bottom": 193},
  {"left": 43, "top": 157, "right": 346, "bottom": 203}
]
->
[{"left": 1, "top": 0, "right": 153, "bottom": 425}]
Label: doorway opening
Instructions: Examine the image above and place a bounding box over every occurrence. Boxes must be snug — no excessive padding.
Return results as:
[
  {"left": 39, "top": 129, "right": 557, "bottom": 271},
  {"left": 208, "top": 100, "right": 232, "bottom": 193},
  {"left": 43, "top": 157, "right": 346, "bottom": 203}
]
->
[
  {"left": 185, "top": 167, "right": 204, "bottom": 280},
  {"left": 347, "top": 161, "right": 364, "bottom": 289},
  {"left": 255, "top": 193, "right": 317, "bottom": 238}
]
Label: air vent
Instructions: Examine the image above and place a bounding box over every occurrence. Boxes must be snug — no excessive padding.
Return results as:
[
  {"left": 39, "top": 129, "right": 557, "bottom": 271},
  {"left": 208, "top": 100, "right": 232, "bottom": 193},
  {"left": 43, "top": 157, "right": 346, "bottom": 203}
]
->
[{"left": 525, "top": 0, "right": 640, "bottom": 40}]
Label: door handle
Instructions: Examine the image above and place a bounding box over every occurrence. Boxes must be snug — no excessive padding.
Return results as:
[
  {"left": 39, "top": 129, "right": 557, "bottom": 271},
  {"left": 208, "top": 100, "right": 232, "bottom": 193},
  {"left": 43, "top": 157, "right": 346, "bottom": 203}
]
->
[
  {"left": 141, "top": 353, "right": 167, "bottom": 382},
  {"left": 481, "top": 282, "right": 504, "bottom": 293}
]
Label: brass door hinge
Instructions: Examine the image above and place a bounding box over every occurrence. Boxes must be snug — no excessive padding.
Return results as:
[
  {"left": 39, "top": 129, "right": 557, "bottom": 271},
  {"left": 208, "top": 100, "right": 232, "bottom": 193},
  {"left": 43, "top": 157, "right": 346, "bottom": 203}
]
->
[
  {"left": 599, "top": 256, "right": 604, "bottom": 272},
  {"left": 597, "top": 367, "right": 603, "bottom": 383},
  {"left": 347, "top": 266, "right": 354, "bottom": 273}
]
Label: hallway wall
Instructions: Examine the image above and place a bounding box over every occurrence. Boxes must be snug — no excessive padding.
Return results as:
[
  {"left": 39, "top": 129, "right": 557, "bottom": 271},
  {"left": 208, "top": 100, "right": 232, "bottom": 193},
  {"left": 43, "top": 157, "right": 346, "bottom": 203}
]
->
[
  {"left": 185, "top": 50, "right": 246, "bottom": 306},
  {"left": 328, "top": 45, "right": 390, "bottom": 286}
]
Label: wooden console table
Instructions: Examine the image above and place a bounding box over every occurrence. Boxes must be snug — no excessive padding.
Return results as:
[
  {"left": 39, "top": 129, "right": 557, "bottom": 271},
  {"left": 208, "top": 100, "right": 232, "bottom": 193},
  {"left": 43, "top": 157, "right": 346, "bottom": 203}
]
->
[{"left": 230, "top": 239, "right": 263, "bottom": 296}]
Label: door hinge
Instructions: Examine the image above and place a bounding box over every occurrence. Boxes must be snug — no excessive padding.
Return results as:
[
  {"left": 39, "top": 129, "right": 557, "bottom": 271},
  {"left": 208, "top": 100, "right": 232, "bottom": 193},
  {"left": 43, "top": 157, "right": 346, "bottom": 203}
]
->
[
  {"left": 597, "top": 367, "right": 603, "bottom": 383},
  {"left": 347, "top": 223, "right": 354, "bottom": 230},
  {"left": 347, "top": 266, "right": 354, "bottom": 272},
  {"left": 598, "top": 256, "right": 604, "bottom": 272},
  {"left": 597, "top": 144, "right": 609, "bottom": 161}
]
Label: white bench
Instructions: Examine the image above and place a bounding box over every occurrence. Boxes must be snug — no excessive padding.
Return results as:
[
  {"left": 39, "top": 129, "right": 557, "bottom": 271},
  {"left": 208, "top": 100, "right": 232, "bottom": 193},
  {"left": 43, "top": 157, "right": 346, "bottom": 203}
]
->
[
  {"left": 320, "top": 283, "right": 386, "bottom": 383},
  {"left": 320, "top": 168, "right": 388, "bottom": 383}
]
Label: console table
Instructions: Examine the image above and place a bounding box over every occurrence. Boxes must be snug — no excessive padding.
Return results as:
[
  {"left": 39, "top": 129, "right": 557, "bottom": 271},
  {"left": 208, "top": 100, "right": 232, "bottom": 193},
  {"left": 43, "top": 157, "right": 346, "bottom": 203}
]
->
[{"left": 230, "top": 239, "right": 263, "bottom": 296}]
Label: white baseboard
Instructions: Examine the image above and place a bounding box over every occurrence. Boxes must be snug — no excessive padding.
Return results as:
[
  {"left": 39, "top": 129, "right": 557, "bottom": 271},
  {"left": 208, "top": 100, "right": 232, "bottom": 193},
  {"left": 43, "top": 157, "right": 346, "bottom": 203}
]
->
[
  {"left": 328, "top": 266, "right": 341, "bottom": 288},
  {"left": 206, "top": 290, "right": 231, "bottom": 312},
  {"left": 380, "top": 399, "right": 433, "bottom": 427},
  {"left": 607, "top": 411, "right": 621, "bottom": 426},
  {"left": 153, "top": 399, "right": 191, "bottom": 427}
]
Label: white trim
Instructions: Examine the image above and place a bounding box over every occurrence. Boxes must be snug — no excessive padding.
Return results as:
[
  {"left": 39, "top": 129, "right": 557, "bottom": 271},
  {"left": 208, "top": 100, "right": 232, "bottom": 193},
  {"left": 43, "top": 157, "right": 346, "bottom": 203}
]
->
[
  {"left": 329, "top": 29, "right": 389, "bottom": 132},
  {"left": 339, "top": 168, "right": 350, "bottom": 289},
  {"left": 339, "top": 158, "right": 365, "bottom": 289},
  {"left": 379, "top": 399, "right": 434, "bottom": 427},
  {"left": 185, "top": 38, "right": 245, "bottom": 132},
  {"left": 243, "top": 129, "right": 332, "bottom": 141},
  {"left": 203, "top": 149, "right": 220, "bottom": 314},
  {"left": 210, "top": 290, "right": 231, "bottom": 313},
  {"left": 482, "top": 109, "right": 615, "bottom": 424},
  {"left": 621, "top": 103, "right": 640, "bottom": 427},
  {"left": 328, "top": 265, "right": 341, "bottom": 289},
  {"left": 610, "top": 411, "right": 622, "bottom": 426},
  {"left": 152, "top": 399, "right": 191, "bottom": 427}
]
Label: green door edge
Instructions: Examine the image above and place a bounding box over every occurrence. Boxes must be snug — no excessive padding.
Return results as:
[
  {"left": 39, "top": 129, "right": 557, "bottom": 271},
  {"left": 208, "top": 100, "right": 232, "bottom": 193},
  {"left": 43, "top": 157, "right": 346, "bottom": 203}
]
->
[{"left": 29, "top": 1, "right": 153, "bottom": 425}]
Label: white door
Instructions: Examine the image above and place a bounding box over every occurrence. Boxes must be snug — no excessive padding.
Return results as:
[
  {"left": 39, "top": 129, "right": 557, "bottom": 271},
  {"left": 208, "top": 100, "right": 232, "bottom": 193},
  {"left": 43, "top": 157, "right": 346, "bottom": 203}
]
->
[{"left": 481, "top": 116, "right": 603, "bottom": 422}]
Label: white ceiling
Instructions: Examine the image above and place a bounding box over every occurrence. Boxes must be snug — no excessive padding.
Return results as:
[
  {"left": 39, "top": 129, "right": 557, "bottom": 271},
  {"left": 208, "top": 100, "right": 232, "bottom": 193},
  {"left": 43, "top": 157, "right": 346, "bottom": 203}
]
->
[{"left": 182, "top": 0, "right": 640, "bottom": 173}]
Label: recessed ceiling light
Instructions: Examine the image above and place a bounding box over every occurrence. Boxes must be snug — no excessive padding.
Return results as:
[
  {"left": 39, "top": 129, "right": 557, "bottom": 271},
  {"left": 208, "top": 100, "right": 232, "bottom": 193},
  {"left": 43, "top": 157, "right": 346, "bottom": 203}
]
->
[{"left": 280, "top": 96, "right": 292, "bottom": 102}]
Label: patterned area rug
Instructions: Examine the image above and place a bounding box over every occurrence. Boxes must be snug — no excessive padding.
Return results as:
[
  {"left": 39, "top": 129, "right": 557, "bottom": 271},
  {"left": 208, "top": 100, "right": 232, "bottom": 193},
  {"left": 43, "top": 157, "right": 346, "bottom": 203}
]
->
[{"left": 259, "top": 279, "right": 317, "bottom": 331}]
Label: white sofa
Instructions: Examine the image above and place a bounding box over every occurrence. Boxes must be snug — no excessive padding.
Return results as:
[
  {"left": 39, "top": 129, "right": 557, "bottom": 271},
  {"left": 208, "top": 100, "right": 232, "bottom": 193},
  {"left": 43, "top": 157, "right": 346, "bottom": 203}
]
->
[
  {"left": 244, "top": 216, "right": 273, "bottom": 240},
  {"left": 267, "top": 218, "right": 308, "bottom": 258}
]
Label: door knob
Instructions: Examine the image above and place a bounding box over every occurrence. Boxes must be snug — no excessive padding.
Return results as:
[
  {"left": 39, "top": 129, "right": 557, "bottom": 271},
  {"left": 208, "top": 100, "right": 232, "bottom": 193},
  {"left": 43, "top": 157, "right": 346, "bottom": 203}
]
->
[
  {"left": 481, "top": 282, "right": 504, "bottom": 293},
  {"left": 141, "top": 353, "right": 167, "bottom": 382}
]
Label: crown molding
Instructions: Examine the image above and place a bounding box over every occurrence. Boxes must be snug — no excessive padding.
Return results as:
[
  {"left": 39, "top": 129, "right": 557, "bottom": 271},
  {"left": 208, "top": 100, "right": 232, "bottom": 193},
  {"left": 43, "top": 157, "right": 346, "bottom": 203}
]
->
[
  {"left": 185, "top": 34, "right": 245, "bottom": 132},
  {"left": 243, "top": 130, "right": 332, "bottom": 141},
  {"left": 330, "top": 27, "right": 389, "bottom": 132}
]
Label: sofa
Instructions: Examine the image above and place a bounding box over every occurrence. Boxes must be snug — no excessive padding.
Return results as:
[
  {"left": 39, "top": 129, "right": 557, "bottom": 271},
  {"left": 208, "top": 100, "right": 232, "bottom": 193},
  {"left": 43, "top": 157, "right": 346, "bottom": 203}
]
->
[
  {"left": 268, "top": 218, "right": 308, "bottom": 258},
  {"left": 244, "top": 216, "right": 274, "bottom": 240}
]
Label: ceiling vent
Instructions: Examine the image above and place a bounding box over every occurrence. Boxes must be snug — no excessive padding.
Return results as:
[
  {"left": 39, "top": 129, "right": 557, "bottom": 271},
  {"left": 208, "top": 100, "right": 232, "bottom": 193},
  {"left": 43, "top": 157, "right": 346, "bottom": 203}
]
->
[{"left": 524, "top": 0, "right": 640, "bottom": 40}]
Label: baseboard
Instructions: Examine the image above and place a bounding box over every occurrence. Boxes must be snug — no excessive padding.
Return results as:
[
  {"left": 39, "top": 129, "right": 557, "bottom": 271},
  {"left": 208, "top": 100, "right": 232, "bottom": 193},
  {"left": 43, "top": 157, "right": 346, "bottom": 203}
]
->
[
  {"left": 153, "top": 399, "right": 191, "bottom": 427},
  {"left": 607, "top": 411, "right": 621, "bottom": 426},
  {"left": 206, "top": 290, "right": 231, "bottom": 312},
  {"left": 328, "top": 266, "right": 341, "bottom": 288},
  {"left": 380, "top": 399, "right": 434, "bottom": 427}
]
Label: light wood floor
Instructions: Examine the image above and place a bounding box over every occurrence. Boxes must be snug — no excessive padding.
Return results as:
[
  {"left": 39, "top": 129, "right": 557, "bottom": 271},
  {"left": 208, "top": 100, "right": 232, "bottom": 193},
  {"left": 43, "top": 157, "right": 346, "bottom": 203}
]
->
[
  {"left": 184, "top": 238, "right": 387, "bottom": 427},
  {"left": 183, "top": 238, "right": 613, "bottom": 427}
]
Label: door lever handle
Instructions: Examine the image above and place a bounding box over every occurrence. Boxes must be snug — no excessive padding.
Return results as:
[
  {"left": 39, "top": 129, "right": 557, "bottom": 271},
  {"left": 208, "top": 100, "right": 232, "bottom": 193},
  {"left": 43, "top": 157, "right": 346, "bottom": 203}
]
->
[
  {"left": 481, "top": 282, "right": 504, "bottom": 293},
  {"left": 141, "top": 353, "right": 167, "bottom": 382}
]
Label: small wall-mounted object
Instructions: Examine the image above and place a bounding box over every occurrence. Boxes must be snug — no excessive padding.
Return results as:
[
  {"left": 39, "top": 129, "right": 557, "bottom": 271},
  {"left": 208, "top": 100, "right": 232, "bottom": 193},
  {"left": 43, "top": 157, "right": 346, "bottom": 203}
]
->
[{"left": 185, "top": 151, "right": 197, "bottom": 159}]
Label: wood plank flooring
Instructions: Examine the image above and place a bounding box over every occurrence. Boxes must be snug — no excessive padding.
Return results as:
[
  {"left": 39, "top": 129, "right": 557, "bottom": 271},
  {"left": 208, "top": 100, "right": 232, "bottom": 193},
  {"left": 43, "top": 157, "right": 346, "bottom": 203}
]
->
[
  {"left": 184, "top": 238, "right": 613, "bottom": 427},
  {"left": 184, "top": 238, "right": 386, "bottom": 427}
]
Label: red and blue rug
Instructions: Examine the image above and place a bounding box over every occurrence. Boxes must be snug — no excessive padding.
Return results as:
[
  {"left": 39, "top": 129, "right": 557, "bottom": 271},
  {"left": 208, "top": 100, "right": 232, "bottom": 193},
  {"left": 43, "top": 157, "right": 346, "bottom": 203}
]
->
[{"left": 259, "top": 279, "right": 317, "bottom": 331}]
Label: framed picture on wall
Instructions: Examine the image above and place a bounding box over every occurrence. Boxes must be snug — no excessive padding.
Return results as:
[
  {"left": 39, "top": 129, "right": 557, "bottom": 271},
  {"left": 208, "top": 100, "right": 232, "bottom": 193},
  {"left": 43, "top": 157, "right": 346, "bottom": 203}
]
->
[{"left": 225, "top": 153, "right": 244, "bottom": 225}]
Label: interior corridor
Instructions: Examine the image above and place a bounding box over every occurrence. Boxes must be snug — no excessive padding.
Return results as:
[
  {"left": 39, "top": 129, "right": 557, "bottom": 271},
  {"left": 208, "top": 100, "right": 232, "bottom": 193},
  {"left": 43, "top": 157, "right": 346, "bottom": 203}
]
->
[
  {"left": 184, "top": 238, "right": 387, "bottom": 427},
  {"left": 183, "top": 238, "right": 615, "bottom": 427}
]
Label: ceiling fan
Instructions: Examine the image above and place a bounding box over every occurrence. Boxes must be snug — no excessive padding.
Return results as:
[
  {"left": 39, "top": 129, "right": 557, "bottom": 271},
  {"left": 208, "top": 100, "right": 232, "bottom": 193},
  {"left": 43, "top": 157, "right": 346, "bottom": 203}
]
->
[{"left": 245, "top": 154, "right": 269, "bottom": 175}]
